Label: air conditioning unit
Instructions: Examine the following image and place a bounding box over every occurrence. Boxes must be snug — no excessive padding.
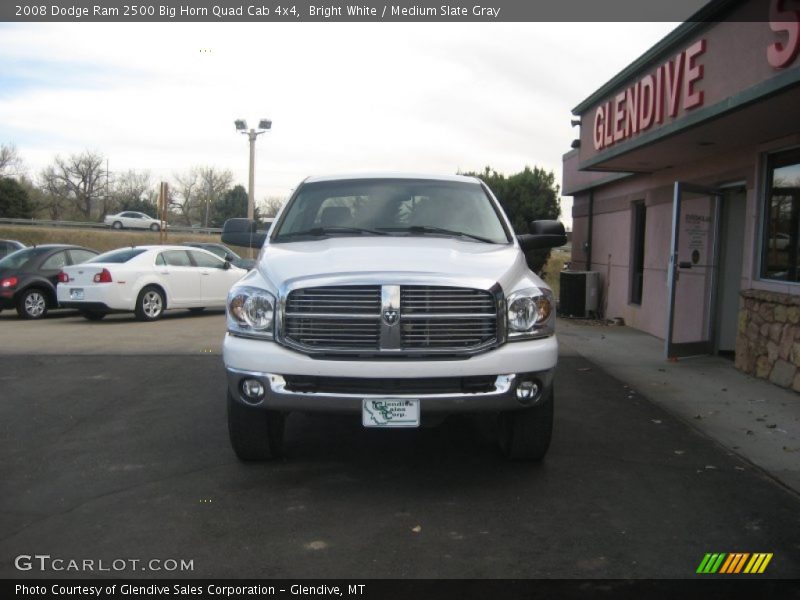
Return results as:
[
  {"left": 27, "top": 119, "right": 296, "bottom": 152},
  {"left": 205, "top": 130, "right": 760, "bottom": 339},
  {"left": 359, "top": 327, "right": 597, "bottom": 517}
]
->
[{"left": 558, "top": 271, "right": 599, "bottom": 318}]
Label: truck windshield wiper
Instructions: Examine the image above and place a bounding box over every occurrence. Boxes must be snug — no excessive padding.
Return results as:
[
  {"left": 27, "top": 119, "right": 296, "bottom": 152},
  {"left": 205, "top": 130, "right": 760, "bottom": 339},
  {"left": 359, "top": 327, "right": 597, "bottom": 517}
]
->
[
  {"left": 277, "top": 226, "right": 389, "bottom": 239},
  {"left": 381, "top": 225, "right": 496, "bottom": 244}
]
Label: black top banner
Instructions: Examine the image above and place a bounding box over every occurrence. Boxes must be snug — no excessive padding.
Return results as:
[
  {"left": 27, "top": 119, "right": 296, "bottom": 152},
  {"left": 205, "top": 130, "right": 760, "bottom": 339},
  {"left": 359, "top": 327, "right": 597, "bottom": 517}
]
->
[{"left": 3, "top": 0, "right": 716, "bottom": 23}]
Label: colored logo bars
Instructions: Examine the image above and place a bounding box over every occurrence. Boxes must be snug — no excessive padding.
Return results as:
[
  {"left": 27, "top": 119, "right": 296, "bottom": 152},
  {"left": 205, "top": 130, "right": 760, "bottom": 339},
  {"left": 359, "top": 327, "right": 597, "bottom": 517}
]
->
[{"left": 696, "top": 553, "right": 773, "bottom": 574}]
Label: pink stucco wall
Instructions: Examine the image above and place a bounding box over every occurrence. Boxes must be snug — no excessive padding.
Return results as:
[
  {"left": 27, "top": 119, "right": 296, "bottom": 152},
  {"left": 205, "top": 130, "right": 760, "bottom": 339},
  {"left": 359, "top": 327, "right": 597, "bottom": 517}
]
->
[{"left": 569, "top": 143, "right": 768, "bottom": 341}]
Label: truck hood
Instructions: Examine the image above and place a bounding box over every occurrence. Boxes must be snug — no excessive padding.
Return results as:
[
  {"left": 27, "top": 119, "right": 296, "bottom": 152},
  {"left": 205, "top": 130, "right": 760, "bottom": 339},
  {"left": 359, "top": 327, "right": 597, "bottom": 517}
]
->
[{"left": 257, "top": 236, "right": 539, "bottom": 292}]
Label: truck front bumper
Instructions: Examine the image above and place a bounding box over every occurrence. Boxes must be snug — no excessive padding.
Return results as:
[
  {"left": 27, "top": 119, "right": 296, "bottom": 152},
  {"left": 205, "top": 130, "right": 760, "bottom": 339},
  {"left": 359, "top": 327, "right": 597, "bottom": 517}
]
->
[{"left": 224, "top": 334, "right": 557, "bottom": 413}]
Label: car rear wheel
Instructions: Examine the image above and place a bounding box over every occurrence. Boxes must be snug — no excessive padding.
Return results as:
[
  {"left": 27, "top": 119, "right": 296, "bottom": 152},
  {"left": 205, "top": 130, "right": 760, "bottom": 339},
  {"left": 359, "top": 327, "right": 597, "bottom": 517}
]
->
[
  {"left": 227, "top": 390, "right": 285, "bottom": 461},
  {"left": 112, "top": 221, "right": 123, "bottom": 230},
  {"left": 497, "top": 386, "right": 554, "bottom": 461},
  {"left": 16, "top": 288, "right": 49, "bottom": 320},
  {"left": 150, "top": 223, "right": 160, "bottom": 232},
  {"left": 135, "top": 286, "right": 165, "bottom": 321},
  {"left": 81, "top": 310, "right": 106, "bottom": 321}
]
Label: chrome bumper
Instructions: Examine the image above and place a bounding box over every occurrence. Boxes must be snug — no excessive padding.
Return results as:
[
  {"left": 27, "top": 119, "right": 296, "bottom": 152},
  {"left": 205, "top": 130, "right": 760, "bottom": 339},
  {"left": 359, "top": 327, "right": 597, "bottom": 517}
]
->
[{"left": 226, "top": 368, "right": 555, "bottom": 413}]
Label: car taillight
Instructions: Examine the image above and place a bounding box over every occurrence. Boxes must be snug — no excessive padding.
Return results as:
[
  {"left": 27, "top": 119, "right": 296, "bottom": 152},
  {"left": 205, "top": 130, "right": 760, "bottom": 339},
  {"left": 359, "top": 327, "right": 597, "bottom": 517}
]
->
[
  {"left": 93, "top": 269, "right": 113, "bottom": 283},
  {"left": 0, "top": 276, "right": 18, "bottom": 288},
  {"left": 58, "top": 271, "right": 70, "bottom": 283}
]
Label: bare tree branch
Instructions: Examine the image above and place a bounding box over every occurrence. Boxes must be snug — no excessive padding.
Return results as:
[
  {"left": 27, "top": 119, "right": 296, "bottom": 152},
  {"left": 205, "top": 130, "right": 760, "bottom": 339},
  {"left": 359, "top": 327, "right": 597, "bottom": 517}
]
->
[
  {"left": 112, "top": 170, "right": 155, "bottom": 215},
  {"left": 0, "top": 143, "right": 23, "bottom": 178},
  {"left": 39, "top": 151, "right": 107, "bottom": 219},
  {"left": 171, "top": 166, "right": 234, "bottom": 226},
  {"left": 259, "top": 196, "right": 286, "bottom": 218}
]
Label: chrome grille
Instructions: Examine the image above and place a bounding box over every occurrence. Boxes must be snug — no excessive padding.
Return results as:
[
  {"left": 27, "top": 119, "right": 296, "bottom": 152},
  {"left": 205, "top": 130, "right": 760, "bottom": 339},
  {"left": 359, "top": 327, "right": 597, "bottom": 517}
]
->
[
  {"left": 283, "top": 284, "right": 498, "bottom": 354},
  {"left": 284, "top": 317, "right": 380, "bottom": 349},
  {"left": 401, "top": 286, "right": 497, "bottom": 349},
  {"left": 284, "top": 286, "right": 381, "bottom": 349},
  {"left": 285, "top": 286, "right": 382, "bottom": 315},
  {"left": 401, "top": 286, "right": 496, "bottom": 314}
]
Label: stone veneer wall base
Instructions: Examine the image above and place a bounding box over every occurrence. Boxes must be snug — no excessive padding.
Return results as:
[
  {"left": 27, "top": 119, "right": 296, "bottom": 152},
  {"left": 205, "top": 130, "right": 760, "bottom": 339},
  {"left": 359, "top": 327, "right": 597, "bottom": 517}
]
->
[{"left": 736, "top": 289, "right": 800, "bottom": 392}]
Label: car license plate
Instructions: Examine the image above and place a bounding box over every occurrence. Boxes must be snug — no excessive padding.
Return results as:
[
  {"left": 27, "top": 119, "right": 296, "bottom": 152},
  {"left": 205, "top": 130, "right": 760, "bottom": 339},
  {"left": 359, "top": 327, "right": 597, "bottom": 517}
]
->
[
  {"left": 70, "top": 288, "right": 84, "bottom": 300},
  {"left": 362, "top": 399, "right": 420, "bottom": 428}
]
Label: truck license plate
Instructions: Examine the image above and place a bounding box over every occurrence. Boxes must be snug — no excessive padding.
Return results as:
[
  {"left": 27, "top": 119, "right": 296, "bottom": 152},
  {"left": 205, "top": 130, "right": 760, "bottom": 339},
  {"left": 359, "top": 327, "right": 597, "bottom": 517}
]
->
[
  {"left": 70, "top": 288, "right": 84, "bottom": 300},
  {"left": 362, "top": 399, "right": 420, "bottom": 428}
]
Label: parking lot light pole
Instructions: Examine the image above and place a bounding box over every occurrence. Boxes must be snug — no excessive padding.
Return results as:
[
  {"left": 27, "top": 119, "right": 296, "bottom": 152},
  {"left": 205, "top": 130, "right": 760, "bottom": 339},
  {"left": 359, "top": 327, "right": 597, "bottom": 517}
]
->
[{"left": 235, "top": 119, "right": 272, "bottom": 221}]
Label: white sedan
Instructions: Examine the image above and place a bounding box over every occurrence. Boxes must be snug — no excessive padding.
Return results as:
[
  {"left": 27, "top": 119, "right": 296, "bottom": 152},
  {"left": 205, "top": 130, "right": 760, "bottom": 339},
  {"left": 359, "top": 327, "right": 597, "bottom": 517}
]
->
[
  {"left": 57, "top": 245, "right": 247, "bottom": 321},
  {"left": 104, "top": 211, "right": 162, "bottom": 231}
]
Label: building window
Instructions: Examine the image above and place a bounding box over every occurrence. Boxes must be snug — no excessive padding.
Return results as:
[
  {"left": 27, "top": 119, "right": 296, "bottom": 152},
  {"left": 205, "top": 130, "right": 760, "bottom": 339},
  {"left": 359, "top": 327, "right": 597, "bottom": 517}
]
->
[
  {"left": 762, "top": 148, "right": 800, "bottom": 282},
  {"left": 630, "top": 201, "right": 646, "bottom": 305}
]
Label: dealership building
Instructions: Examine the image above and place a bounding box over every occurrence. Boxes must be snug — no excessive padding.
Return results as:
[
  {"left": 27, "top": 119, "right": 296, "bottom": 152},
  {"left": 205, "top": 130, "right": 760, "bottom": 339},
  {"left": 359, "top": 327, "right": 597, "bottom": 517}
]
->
[{"left": 562, "top": 0, "right": 800, "bottom": 390}]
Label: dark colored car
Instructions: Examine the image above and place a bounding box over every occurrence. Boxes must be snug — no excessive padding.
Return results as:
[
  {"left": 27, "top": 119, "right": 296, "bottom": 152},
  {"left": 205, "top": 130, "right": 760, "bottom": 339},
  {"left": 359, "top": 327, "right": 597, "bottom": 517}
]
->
[
  {"left": 181, "top": 242, "right": 256, "bottom": 270},
  {"left": 0, "top": 245, "right": 99, "bottom": 319},
  {"left": 0, "top": 240, "right": 25, "bottom": 259}
]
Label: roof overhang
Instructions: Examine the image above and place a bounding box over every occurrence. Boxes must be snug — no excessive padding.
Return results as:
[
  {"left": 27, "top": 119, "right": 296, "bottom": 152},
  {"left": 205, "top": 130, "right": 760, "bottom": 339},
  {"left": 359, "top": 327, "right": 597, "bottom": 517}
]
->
[{"left": 568, "top": 0, "right": 800, "bottom": 176}]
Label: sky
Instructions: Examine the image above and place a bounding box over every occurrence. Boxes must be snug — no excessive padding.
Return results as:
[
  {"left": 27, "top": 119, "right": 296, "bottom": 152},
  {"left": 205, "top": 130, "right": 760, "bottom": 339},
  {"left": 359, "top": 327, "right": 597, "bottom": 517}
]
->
[{"left": 0, "top": 21, "right": 682, "bottom": 228}]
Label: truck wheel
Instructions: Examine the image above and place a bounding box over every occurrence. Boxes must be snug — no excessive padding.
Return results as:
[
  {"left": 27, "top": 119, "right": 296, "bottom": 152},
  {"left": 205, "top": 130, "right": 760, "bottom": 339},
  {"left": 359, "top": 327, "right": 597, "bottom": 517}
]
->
[
  {"left": 498, "top": 386, "right": 553, "bottom": 461},
  {"left": 134, "top": 286, "right": 165, "bottom": 321},
  {"left": 227, "top": 390, "right": 285, "bottom": 461},
  {"left": 17, "top": 288, "right": 49, "bottom": 320}
]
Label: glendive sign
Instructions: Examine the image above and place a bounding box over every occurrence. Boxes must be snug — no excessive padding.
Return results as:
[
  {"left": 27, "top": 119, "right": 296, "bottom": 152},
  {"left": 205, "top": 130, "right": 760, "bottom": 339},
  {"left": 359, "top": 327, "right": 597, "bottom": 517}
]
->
[
  {"left": 592, "top": 39, "right": 706, "bottom": 151},
  {"left": 592, "top": 0, "right": 800, "bottom": 152}
]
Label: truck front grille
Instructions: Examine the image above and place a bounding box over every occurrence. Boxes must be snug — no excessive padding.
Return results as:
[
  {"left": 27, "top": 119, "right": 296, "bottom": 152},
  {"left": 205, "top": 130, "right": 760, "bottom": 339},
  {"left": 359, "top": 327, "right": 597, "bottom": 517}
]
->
[
  {"left": 283, "top": 284, "right": 498, "bottom": 354},
  {"left": 284, "top": 286, "right": 381, "bottom": 349}
]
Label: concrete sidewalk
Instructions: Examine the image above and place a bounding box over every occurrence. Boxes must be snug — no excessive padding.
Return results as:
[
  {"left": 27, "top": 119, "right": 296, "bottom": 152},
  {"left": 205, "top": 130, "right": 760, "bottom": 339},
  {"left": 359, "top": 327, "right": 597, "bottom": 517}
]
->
[{"left": 557, "top": 318, "right": 800, "bottom": 495}]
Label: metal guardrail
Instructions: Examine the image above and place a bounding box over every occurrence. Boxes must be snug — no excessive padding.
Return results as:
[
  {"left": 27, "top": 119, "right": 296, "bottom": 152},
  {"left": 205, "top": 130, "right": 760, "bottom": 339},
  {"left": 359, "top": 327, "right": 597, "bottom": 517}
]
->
[{"left": 0, "top": 217, "right": 222, "bottom": 235}]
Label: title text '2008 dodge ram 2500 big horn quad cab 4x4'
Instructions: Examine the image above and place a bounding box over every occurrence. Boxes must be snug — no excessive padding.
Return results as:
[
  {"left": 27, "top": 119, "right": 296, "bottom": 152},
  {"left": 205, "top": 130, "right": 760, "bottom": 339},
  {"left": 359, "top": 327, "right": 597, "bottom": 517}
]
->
[{"left": 221, "top": 173, "right": 566, "bottom": 461}]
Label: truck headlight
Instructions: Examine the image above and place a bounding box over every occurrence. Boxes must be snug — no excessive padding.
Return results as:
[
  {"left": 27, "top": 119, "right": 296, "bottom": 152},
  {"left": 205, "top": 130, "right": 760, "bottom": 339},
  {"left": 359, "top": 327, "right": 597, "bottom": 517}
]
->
[
  {"left": 228, "top": 286, "right": 275, "bottom": 338},
  {"left": 507, "top": 287, "right": 554, "bottom": 339}
]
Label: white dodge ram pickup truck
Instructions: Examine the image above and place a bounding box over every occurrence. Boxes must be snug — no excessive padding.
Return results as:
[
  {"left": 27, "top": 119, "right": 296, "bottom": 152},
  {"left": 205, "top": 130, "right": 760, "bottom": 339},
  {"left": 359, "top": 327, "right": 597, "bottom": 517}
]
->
[{"left": 221, "top": 174, "right": 565, "bottom": 461}]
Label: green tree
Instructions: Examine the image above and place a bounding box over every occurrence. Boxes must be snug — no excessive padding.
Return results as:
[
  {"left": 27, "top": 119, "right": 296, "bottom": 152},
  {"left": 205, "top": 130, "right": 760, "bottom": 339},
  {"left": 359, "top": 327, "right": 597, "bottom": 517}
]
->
[
  {"left": 0, "top": 177, "right": 34, "bottom": 218},
  {"left": 211, "top": 185, "right": 266, "bottom": 227},
  {"left": 211, "top": 185, "right": 247, "bottom": 228},
  {"left": 461, "top": 166, "right": 562, "bottom": 272}
]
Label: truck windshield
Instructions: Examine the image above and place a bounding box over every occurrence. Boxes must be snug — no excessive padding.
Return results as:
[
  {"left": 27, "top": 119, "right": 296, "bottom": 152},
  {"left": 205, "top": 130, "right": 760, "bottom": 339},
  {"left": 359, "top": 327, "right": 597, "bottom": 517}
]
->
[{"left": 273, "top": 178, "right": 510, "bottom": 244}]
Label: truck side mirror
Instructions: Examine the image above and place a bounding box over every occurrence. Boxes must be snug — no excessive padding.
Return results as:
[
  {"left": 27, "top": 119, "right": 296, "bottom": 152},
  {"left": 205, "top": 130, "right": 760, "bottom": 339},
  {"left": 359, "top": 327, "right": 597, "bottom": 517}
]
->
[
  {"left": 221, "top": 218, "right": 267, "bottom": 249},
  {"left": 517, "top": 220, "right": 567, "bottom": 252}
]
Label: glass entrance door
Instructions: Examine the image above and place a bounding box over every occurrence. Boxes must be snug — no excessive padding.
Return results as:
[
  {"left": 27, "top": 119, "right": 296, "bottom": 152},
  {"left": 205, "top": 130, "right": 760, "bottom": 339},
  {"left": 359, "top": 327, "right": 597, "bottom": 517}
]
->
[{"left": 665, "top": 182, "right": 722, "bottom": 359}]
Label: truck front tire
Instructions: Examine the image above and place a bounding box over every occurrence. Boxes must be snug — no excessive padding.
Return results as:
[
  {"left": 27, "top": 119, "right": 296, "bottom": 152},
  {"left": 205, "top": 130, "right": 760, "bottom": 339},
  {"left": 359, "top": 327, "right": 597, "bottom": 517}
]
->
[
  {"left": 498, "top": 386, "right": 553, "bottom": 461},
  {"left": 227, "top": 391, "right": 285, "bottom": 461}
]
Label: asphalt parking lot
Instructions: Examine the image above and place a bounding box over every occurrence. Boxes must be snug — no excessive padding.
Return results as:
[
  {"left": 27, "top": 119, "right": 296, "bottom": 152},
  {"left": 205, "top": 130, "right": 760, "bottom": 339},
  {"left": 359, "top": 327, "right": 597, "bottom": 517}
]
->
[{"left": 1, "top": 311, "right": 799, "bottom": 578}]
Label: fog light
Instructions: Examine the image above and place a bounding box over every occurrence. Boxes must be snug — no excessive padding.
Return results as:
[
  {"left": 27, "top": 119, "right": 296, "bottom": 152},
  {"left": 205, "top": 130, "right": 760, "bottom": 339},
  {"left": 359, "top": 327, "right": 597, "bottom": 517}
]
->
[
  {"left": 241, "top": 378, "right": 265, "bottom": 402},
  {"left": 516, "top": 380, "right": 541, "bottom": 404}
]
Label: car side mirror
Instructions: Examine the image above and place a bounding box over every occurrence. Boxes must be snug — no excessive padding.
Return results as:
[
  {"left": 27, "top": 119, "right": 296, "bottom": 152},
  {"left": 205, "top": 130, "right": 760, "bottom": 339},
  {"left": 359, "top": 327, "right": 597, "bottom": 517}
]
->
[
  {"left": 223, "top": 260, "right": 232, "bottom": 270},
  {"left": 516, "top": 220, "right": 567, "bottom": 252},
  {"left": 221, "top": 218, "right": 267, "bottom": 249}
]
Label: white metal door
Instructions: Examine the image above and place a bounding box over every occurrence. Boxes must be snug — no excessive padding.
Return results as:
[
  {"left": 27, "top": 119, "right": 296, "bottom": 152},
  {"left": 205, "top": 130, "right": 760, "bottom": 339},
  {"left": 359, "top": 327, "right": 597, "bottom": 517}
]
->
[{"left": 665, "top": 182, "right": 723, "bottom": 359}]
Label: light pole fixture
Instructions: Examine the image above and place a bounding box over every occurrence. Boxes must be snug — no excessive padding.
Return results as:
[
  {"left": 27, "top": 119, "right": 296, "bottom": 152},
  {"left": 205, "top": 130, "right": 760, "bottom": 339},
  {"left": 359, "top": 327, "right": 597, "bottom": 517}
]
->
[{"left": 235, "top": 118, "right": 272, "bottom": 221}]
